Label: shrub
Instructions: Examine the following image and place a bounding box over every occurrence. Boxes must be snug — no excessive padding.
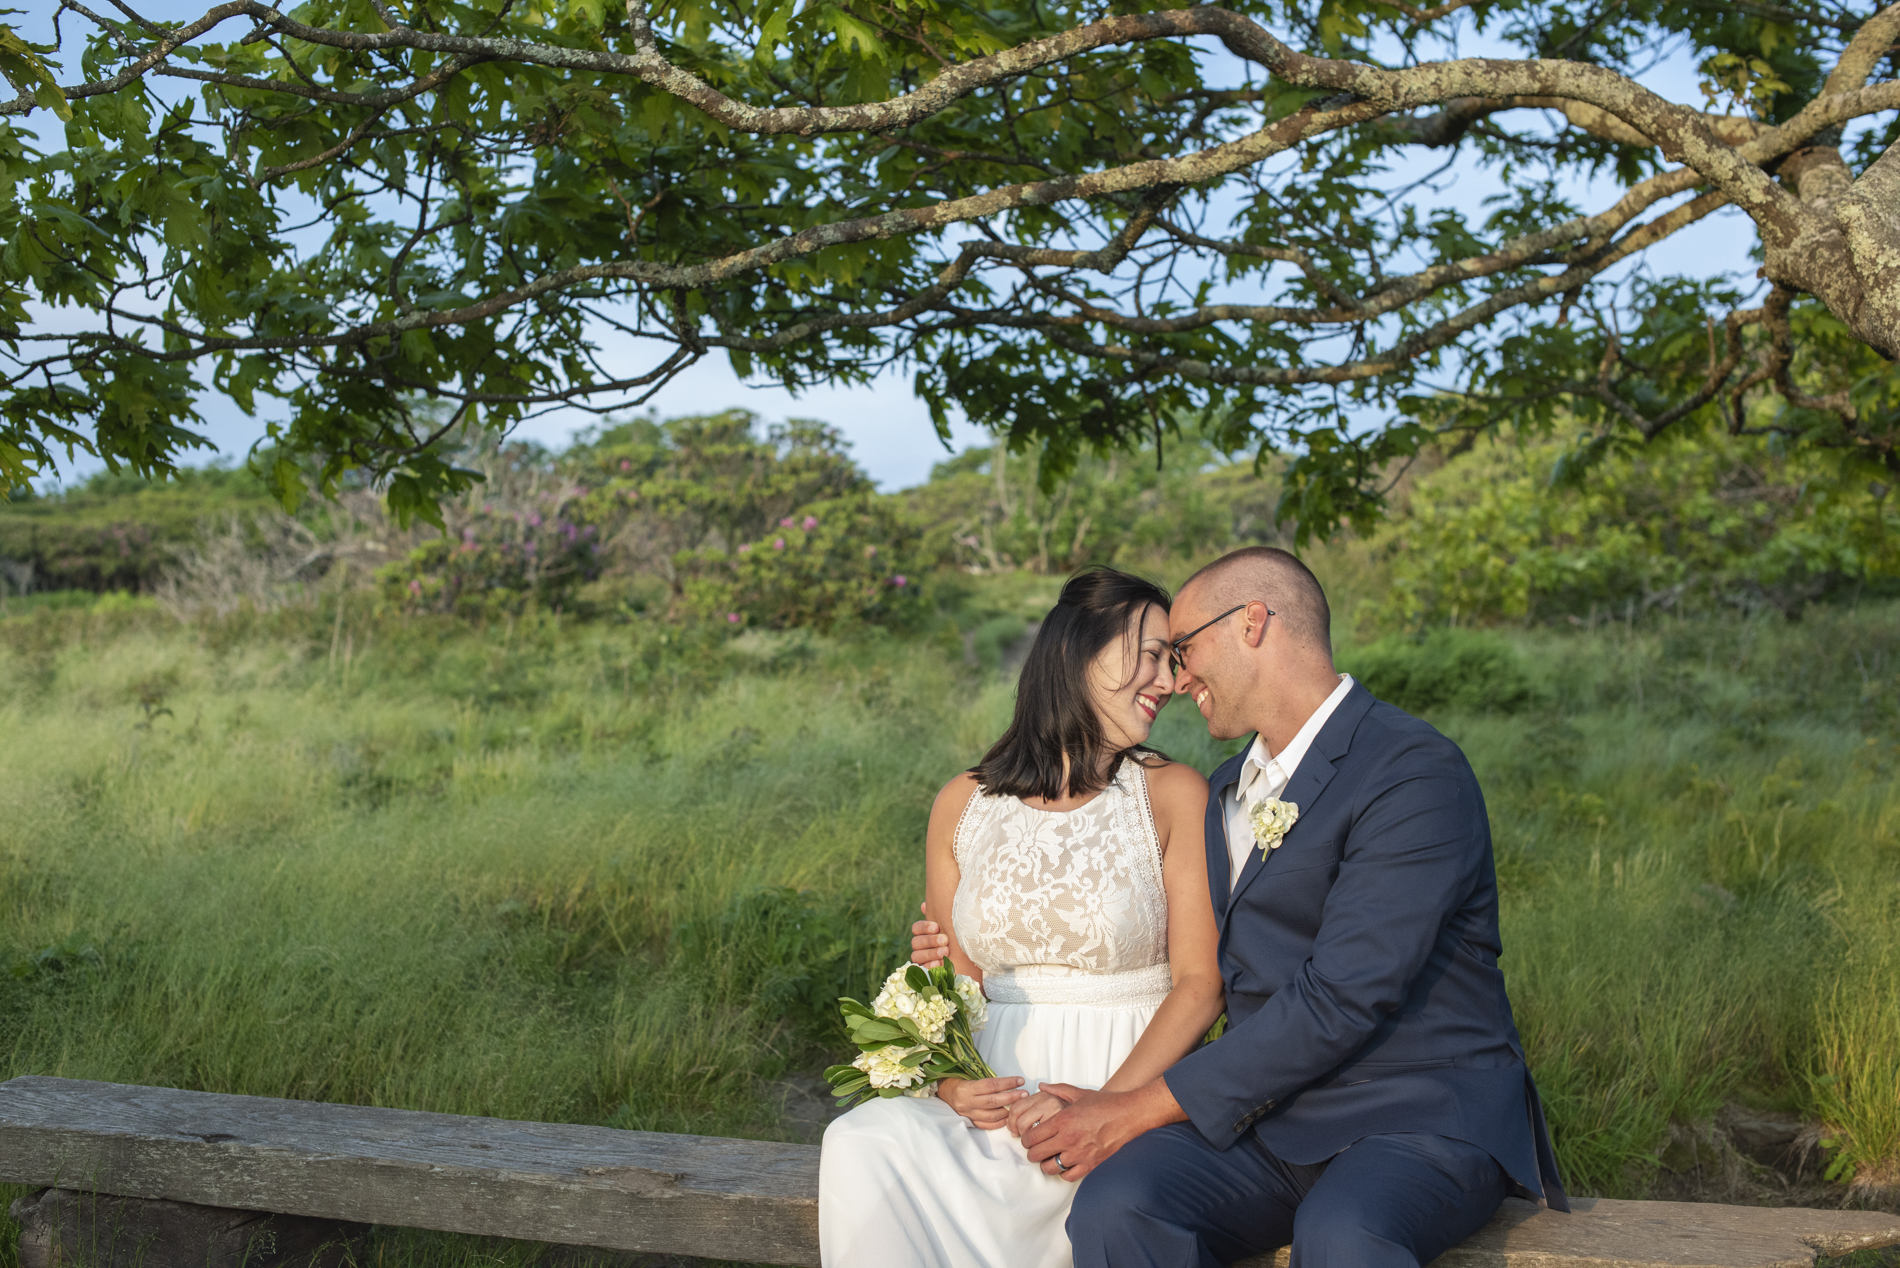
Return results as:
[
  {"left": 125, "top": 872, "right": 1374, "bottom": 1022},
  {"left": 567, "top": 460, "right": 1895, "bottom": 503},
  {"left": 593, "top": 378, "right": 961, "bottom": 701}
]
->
[
  {"left": 1341, "top": 629, "right": 1541, "bottom": 716},
  {"left": 680, "top": 493, "right": 928, "bottom": 632},
  {"left": 1369, "top": 424, "right": 1900, "bottom": 628},
  {"left": 380, "top": 506, "right": 604, "bottom": 618},
  {"left": 0, "top": 465, "right": 275, "bottom": 593},
  {"left": 903, "top": 427, "right": 1283, "bottom": 575}
]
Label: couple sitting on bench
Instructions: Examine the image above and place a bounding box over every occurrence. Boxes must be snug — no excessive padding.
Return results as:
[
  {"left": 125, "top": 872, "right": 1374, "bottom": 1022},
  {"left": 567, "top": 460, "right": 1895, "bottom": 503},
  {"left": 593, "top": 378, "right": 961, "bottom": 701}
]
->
[{"left": 819, "top": 551, "right": 1566, "bottom": 1268}]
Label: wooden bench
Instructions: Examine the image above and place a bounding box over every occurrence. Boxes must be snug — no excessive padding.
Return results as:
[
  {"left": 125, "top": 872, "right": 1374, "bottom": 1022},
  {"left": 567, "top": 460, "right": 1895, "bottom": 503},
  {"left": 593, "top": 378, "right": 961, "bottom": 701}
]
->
[{"left": 4, "top": 1076, "right": 1898, "bottom": 1268}]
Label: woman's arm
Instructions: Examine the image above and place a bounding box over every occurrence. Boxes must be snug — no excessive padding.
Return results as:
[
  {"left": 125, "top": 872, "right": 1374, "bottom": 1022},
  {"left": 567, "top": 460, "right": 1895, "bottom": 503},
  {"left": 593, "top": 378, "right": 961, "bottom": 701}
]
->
[
  {"left": 923, "top": 773, "right": 1028, "bottom": 1127},
  {"left": 1102, "top": 762, "right": 1224, "bottom": 1089},
  {"left": 923, "top": 772, "right": 983, "bottom": 986}
]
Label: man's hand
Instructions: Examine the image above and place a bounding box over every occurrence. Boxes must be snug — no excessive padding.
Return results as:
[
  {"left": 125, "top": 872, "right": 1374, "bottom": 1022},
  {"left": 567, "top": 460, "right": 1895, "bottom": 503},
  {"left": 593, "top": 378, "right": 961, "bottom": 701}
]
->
[
  {"left": 911, "top": 902, "right": 948, "bottom": 968},
  {"left": 1006, "top": 1088, "right": 1068, "bottom": 1138},
  {"left": 1019, "top": 1080, "right": 1187, "bottom": 1182}
]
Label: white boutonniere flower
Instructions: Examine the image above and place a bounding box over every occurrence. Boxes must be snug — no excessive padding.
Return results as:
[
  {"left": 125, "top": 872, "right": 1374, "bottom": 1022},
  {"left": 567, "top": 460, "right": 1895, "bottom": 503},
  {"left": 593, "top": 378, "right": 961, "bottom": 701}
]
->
[{"left": 1248, "top": 797, "right": 1299, "bottom": 860}]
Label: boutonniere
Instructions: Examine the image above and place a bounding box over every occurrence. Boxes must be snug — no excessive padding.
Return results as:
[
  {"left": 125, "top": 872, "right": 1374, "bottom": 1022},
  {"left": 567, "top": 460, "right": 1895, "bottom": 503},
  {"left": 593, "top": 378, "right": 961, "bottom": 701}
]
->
[{"left": 1247, "top": 797, "right": 1299, "bottom": 861}]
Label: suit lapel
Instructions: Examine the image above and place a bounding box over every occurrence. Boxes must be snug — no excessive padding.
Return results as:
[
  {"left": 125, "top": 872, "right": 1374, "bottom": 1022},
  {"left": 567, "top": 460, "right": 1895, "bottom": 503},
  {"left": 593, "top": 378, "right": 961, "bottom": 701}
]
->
[
  {"left": 1205, "top": 746, "right": 1249, "bottom": 936},
  {"left": 1225, "top": 684, "right": 1376, "bottom": 912}
]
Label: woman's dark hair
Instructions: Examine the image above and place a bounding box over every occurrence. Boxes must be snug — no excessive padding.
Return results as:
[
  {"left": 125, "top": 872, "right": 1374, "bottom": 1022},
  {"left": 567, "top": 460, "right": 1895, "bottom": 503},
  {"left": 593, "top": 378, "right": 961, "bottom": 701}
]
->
[{"left": 972, "top": 566, "right": 1172, "bottom": 801}]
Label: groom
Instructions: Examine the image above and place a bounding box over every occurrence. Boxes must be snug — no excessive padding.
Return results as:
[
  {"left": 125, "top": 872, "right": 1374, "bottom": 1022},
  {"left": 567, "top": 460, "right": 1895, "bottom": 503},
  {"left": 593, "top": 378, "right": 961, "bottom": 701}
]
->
[{"left": 914, "top": 546, "right": 1566, "bottom": 1266}]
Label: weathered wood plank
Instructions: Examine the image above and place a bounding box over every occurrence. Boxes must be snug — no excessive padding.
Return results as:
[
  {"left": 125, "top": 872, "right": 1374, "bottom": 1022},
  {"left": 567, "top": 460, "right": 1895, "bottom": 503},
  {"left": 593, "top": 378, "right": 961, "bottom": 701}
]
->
[
  {"left": 1232, "top": 1196, "right": 1900, "bottom": 1268},
  {"left": 0, "top": 1077, "right": 820, "bottom": 1266},
  {"left": 5, "top": 1077, "right": 1898, "bottom": 1268}
]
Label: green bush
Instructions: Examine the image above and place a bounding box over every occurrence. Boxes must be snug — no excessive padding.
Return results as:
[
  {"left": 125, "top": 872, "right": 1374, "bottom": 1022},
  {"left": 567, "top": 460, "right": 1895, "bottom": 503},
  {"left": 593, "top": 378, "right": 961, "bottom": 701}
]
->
[
  {"left": 1368, "top": 423, "right": 1900, "bottom": 629},
  {"left": 680, "top": 493, "right": 929, "bottom": 632},
  {"left": 379, "top": 506, "right": 605, "bottom": 618},
  {"left": 0, "top": 466, "right": 274, "bottom": 593},
  {"left": 902, "top": 427, "right": 1282, "bottom": 575},
  {"left": 1341, "top": 629, "right": 1541, "bottom": 716}
]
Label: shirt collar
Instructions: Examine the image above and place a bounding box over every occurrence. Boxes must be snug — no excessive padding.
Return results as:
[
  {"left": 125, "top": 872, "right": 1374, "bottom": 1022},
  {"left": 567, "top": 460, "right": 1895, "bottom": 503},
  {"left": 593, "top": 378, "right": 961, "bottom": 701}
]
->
[{"left": 1238, "top": 674, "right": 1354, "bottom": 800}]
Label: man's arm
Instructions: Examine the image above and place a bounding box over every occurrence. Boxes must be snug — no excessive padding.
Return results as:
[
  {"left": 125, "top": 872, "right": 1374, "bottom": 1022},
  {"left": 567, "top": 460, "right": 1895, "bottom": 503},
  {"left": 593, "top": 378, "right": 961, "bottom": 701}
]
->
[{"left": 1165, "top": 735, "right": 1490, "bottom": 1148}]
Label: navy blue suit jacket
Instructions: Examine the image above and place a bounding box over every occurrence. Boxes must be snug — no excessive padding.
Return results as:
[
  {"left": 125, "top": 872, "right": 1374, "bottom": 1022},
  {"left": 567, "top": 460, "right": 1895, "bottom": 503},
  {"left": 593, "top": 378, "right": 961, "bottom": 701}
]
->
[{"left": 1163, "top": 683, "right": 1568, "bottom": 1210}]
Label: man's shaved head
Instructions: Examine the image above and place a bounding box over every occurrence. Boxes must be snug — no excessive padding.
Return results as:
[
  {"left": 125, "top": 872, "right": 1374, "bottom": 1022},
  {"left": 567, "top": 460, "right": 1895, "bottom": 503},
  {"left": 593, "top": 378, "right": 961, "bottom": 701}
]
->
[{"left": 1182, "top": 547, "right": 1332, "bottom": 655}]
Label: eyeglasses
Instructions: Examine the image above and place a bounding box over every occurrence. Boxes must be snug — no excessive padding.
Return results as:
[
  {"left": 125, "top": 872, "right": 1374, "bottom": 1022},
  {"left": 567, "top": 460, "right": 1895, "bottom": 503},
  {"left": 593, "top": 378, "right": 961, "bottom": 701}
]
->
[{"left": 1168, "top": 602, "right": 1272, "bottom": 676}]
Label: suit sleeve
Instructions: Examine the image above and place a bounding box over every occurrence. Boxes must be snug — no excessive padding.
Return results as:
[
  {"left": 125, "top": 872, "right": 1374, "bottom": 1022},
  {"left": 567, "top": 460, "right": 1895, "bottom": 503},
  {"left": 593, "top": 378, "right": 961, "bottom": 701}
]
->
[{"left": 1163, "top": 733, "right": 1488, "bottom": 1148}]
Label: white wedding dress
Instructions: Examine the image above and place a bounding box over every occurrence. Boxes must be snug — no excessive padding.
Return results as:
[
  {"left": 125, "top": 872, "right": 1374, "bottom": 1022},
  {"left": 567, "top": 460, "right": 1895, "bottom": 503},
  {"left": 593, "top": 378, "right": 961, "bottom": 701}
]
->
[{"left": 819, "top": 763, "right": 1173, "bottom": 1268}]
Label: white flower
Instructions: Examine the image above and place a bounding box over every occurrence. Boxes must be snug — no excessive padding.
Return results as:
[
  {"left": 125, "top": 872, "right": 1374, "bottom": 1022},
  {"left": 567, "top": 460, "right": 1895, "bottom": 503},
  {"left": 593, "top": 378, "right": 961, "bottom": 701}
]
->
[
  {"left": 872, "top": 967, "right": 958, "bottom": 1042},
  {"left": 1248, "top": 796, "right": 1300, "bottom": 859},
  {"left": 954, "top": 975, "right": 988, "bottom": 1035},
  {"left": 853, "top": 1043, "right": 930, "bottom": 1090}
]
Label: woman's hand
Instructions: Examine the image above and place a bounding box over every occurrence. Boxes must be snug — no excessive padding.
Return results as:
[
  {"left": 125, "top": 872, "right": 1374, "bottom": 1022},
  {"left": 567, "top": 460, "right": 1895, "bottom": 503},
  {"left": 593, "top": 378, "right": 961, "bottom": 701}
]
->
[
  {"left": 935, "top": 1075, "right": 1027, "bottom": 1128},
  {"left": 1006, "top": 1089, "right": 1068, "bottom": 1138}
]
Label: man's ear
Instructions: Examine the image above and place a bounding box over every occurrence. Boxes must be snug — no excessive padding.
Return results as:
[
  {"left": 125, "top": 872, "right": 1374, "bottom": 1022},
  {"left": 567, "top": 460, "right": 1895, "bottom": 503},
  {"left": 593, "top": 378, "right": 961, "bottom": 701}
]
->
[{"left": 1240, "top": 600, "right": 1271, "bottom": 648}]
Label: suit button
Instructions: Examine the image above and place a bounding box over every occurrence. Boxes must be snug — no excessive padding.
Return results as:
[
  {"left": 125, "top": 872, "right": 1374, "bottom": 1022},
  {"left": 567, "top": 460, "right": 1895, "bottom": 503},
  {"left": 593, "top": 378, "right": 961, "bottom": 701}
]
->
[
  {"left": 1232, "top": 1120, "right": 1247, "bottom": 1133},
  {"left": 1263, "top": 1101, "right": 1276, "bottom": 1112}
]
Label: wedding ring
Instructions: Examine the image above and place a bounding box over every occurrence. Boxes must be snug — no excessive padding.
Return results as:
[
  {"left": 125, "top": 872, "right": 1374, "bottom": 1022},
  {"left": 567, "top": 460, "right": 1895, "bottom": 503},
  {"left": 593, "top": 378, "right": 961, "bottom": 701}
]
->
[{"left": 1056, "top": 1154, "right": 1071, "bottom": 1172}]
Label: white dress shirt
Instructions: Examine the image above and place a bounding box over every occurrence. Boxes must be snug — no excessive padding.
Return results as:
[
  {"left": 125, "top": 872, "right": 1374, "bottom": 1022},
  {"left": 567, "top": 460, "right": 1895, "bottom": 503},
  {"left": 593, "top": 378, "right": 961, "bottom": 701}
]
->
[{"left": 1223, "top": 674, "right": 1355, "bottom": 891}]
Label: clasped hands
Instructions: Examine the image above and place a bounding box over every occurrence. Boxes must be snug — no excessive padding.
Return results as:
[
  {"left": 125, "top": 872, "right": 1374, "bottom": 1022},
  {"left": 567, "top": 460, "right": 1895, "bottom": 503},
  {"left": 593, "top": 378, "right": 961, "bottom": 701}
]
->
[
  {"left": 932, "top": 1078, "right": 1131, "bottom": 1182},
  {"left": 911, "top": 909, "right": 1146, "bottom": 1183}
]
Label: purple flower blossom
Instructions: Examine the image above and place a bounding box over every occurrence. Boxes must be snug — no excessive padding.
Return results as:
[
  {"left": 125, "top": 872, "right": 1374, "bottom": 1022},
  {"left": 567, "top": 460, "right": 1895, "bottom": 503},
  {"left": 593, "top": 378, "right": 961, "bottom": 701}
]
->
[
  {"left": 726, "top": 612, "right": 741, "bottom": 624},
  {"left": 802, "top": 515, "right": 818, "bottom": 531},
  {"left": 408, "top": 579, "right": 422, "bottom": 595},
  {"left": 738, "top": 543, "right": 752, "bottom": 554},
  {"left": 527, "top": 513, "right": 543, "bottom": 528},
  {"left": 780, "top": 517, "right": 795, "bottom": 528},
  {"left": 523, "top": 540, "right": 537, "bottom": 555},
  {"left": 619, "top": 459, "right": 632, "bottom": 471},
  {"left": 773, "top": 537, "right": 786, "bottom": 550},
  {"left": 890, "top": 575, "right": 908, "bottom": 587}
]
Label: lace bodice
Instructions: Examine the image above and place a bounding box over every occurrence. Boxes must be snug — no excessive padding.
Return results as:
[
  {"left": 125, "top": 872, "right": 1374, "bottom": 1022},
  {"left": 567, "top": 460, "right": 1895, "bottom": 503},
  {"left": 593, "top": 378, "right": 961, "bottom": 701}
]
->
[{"left": 951, "top": 763, "right": 1172, "bottom": 1007}]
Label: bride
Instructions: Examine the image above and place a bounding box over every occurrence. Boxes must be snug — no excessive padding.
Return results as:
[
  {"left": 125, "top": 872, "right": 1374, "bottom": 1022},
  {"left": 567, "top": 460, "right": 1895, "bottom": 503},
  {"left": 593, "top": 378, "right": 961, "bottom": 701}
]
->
[{"left": 819, "top": 567, "right": 1224, "bottom": 1268}]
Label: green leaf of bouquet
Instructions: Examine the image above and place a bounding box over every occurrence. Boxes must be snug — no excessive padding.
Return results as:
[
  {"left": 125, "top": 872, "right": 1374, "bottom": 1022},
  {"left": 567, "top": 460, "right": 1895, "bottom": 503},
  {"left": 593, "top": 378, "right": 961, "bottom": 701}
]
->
[
  {"left": 839, "top": 998, "right": 876, "bottom": 1020},
  {"left": 850, "top": 1019, "right": 906, "bottom": 1043},
  {"left": 893, "top": 1016, "right": 925, "bottom": 1043},
  {"left": 904, "top": 963, "right": 932, "bottom": 995}
]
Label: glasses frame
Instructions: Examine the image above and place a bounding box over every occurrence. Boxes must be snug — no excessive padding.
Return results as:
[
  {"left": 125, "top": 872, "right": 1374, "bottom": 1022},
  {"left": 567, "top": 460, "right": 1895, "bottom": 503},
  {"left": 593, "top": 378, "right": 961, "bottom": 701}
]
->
[{"left": 1168, "top": 602, "right": 1273, "bottom": 676}]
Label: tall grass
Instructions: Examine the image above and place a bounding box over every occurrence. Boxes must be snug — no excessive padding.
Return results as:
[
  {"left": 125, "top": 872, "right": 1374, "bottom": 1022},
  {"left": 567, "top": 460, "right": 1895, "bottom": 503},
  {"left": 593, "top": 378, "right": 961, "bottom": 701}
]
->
[
  {"left": 1435, "top": 605, "right": 1900, "bottom": 1195},
  {"left": 2, "top": 592, "right": 1898, "bottom": 1264}
]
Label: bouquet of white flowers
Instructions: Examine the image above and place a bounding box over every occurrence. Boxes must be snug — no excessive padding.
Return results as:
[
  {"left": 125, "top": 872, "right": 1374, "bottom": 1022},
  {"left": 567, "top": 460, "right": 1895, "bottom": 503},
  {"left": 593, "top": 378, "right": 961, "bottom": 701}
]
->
[{"left": 825, "top": 963, "right": 995, "bottom": 1106}]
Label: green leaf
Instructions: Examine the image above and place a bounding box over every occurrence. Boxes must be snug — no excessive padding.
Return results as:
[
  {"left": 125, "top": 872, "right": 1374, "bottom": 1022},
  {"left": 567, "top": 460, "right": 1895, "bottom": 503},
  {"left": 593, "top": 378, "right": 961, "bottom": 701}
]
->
[
  {"left": 846, "top": 1019, "right": 907, "bottom": 1043},
  {"left": 0, "top": 25, "right": 69, "bottom": 120}
]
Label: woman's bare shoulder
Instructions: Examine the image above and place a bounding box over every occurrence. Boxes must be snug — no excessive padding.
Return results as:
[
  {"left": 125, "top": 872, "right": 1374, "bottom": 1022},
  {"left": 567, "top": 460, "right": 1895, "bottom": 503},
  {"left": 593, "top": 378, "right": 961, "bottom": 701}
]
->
[
  {"left": 929, "top": 771, "right": 984, "bottom": 822},
  {"left": 1141, "top": 757, "right": 1210, "bottom": 807}
]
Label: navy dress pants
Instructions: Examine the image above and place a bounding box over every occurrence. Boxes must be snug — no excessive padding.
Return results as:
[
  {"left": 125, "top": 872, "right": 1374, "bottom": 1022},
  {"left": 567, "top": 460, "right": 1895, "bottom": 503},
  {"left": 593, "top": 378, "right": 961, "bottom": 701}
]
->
[{"left": 1068, "top": 1126, "right": 1511, "bottom": 1268}]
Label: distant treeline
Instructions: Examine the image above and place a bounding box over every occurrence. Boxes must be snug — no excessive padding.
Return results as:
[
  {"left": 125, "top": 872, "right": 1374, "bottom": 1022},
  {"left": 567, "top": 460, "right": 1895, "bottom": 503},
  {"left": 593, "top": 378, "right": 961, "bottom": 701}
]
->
[{"left": 5, "top": 411, "right": 1895, "bottom": 630}]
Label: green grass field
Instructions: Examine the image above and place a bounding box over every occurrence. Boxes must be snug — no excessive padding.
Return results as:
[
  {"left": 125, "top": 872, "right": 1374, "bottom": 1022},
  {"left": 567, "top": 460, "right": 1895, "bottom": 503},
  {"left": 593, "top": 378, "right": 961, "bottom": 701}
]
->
[{"left": 3, "top": 589, "right": 1897, "bottom": 1265}]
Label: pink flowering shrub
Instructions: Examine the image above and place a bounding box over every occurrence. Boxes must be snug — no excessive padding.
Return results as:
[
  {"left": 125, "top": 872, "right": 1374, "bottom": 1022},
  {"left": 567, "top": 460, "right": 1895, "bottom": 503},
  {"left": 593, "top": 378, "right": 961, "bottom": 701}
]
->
[
  {"left": 380, "top": 504, "right": 604, "bottom": 616},
  {"left": 377, "top": 441, "right": 604, "bottom": 616},
  {"left": 681, "top": 492, "right": 927, "bottom": 631}
]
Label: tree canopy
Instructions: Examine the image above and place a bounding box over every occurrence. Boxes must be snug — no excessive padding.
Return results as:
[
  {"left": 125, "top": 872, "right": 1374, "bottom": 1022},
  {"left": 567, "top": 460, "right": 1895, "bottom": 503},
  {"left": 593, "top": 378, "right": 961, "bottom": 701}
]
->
[{"left": 4, "top": 0, "right": 1898, "bottom": 531}]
